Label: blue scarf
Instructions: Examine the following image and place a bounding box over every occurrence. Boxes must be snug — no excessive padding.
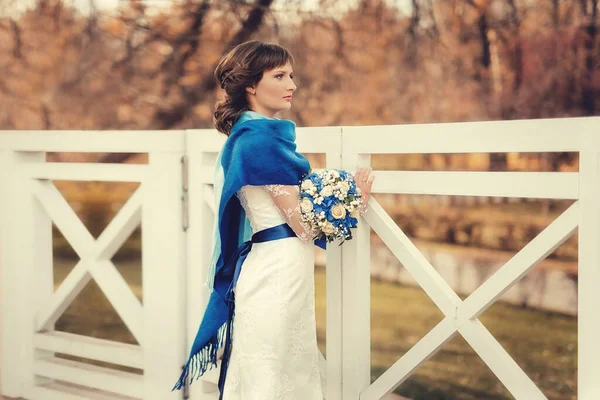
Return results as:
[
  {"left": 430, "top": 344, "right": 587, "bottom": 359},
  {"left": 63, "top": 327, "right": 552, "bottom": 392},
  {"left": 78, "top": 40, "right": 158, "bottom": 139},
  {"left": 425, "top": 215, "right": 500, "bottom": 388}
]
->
[{"left": 173, "top": 111, "right": 326, "bottom": 391}]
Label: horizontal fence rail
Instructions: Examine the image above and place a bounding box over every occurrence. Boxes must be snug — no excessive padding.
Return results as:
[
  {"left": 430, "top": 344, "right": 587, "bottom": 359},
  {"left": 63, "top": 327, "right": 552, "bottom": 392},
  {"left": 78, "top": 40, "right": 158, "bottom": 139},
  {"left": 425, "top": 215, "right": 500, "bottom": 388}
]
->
[
  {"left": 342, "top": 117, "right": 598, "bottom": 153},
  {"left": 0, "top": 130, "right": 186, "bottom": 153},
  {"left": 370, "top": 171, "right": 579, "bottom": 198}
]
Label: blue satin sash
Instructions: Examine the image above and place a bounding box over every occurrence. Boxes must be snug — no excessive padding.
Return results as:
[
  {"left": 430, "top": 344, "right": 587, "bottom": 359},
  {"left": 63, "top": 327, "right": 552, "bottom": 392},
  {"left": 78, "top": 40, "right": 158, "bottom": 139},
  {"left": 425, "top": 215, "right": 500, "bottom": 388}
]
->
[{"left": 217, "top": 222, "right": 297, "bottom": 398}]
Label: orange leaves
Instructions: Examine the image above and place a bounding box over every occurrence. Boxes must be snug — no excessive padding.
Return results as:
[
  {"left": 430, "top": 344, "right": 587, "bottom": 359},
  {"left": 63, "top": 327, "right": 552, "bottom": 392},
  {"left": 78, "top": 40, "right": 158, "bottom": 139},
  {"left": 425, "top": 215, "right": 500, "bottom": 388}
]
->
[
  {"left": 104, "top": 18, "right": 126, "bottom": 37},
  {"left": 193, "top": 103, "right": 212, "bottom": 120}
]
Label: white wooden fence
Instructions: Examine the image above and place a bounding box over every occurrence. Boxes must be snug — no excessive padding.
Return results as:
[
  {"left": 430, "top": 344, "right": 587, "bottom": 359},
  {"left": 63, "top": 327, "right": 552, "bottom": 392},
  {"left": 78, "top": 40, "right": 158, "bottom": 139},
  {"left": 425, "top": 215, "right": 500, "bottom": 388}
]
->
[{"left": 0, "top": 117, "right": 598, "bottom": 400}]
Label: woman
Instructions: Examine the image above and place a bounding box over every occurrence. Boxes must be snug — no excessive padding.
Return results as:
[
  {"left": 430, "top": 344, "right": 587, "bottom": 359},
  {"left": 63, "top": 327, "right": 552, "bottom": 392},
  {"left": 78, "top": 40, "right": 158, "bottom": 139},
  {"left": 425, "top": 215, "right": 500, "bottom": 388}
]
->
[{"left": 174, "top": 40, "right": 374, "bottom": 399}]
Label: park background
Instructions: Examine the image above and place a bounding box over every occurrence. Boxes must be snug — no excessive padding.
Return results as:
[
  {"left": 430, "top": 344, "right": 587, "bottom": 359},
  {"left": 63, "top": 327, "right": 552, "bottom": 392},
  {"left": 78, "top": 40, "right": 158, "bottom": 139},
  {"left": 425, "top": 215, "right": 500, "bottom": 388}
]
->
[{"left": 1, "top": 0, "right": 599, "bottom": 399}]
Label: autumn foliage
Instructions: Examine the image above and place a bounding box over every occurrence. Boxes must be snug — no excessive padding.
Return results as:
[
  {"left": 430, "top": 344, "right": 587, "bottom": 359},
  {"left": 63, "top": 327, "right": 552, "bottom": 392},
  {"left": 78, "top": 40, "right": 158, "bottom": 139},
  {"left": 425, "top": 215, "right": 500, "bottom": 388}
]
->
[{"left": 0, "top": 0, "right": 598, "bottom": 134}]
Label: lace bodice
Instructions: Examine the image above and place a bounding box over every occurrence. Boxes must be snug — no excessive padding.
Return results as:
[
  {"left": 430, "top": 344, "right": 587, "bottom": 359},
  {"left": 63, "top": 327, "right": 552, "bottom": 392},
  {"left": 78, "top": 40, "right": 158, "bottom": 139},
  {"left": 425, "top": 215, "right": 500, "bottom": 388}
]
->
[{"left": 235, "top": 185, "right": 318, "bottom": 242}]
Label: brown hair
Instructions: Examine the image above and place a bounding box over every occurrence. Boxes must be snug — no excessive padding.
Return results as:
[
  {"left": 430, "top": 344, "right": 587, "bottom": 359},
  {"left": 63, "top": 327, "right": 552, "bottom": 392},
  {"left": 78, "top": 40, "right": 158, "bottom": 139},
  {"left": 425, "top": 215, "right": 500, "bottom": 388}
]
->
[{"left": 213, "top": 41, "right": 294, "bottom": 135}]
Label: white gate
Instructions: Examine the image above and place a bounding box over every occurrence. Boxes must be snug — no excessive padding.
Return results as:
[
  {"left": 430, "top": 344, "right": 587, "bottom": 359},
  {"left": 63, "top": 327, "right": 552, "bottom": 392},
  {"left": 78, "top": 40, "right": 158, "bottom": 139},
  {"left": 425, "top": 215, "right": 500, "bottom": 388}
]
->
[
  {"left": 1, "top": 117, "right": 600, "bottom": 400},
  {"left": 0, "top": 131, "right": 187, "bottom": 400}
]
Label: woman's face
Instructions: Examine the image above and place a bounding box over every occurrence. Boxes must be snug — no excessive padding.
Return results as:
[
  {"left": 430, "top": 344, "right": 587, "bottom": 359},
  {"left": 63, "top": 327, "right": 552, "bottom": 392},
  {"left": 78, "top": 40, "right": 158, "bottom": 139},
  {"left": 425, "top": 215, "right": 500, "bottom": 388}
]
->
[{"left": 247, "top": 62, "right": 296, "bottom": 118}]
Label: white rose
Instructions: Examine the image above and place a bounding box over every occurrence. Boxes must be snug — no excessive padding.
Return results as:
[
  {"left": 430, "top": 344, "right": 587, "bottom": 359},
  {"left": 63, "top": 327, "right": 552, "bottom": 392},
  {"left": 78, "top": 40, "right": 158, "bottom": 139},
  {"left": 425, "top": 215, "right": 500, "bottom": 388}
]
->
[
  {"left": 322, "top": 222, "right": 335, "bottom": 235},
  {"left": 301, "top": 180, "right": 315, "bottom": 191},
  {"left": 320, "top": 186, "right": 333, "bottom": 197},
  {"left": 331, "top": 170, "right": 340, "bottom": 178},
  {"left": 331, "top": 203, "right": 347, "bottom": 219},
  {"left": 340, "top": 181, "right": 350, "bottom": 193},
  {"left": 300, "top": 197, "right": 313, "bottom": 213}
]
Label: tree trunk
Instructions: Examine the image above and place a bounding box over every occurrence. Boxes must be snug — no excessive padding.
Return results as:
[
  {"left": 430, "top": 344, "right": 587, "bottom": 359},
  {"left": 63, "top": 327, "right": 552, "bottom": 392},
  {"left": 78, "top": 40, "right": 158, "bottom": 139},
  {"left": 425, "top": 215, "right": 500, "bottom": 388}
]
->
[
  {"left": 507, "top": 0, "right": 523, "bottom": 90},
  {"left": 478, "top": 13, "right": 491, "bottom": 69},
  {"left": 552, "top": 0, "right": 560, "bottom": 28},
  {"left": 581, "top": 0, "right": 598, "bottom": 115},
  {"left": 489, "top": 153, "right": 507, "bottom": 171}
]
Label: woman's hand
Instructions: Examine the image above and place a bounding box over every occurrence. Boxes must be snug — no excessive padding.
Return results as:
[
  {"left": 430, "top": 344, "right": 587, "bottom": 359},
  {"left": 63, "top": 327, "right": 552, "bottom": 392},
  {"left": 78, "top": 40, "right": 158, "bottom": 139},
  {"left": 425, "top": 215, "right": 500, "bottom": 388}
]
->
[{"left": 354, "top": 167, "right": 375, "bottom": 215}]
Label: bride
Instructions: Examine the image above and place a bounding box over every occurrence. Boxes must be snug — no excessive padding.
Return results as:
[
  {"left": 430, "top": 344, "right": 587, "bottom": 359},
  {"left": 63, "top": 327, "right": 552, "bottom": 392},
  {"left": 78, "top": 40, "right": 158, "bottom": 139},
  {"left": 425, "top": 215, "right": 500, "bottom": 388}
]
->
[{"left": 174, "top": 40, "right": 375, "bottom": 400}]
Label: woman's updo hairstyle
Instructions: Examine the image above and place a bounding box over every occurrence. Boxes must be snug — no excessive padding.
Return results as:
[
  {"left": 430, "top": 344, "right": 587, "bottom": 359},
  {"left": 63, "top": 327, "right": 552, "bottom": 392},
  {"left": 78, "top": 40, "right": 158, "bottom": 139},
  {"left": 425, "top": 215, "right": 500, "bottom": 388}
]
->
[{"left": 213, "top": 40, "right": 294, "bottom": 135}]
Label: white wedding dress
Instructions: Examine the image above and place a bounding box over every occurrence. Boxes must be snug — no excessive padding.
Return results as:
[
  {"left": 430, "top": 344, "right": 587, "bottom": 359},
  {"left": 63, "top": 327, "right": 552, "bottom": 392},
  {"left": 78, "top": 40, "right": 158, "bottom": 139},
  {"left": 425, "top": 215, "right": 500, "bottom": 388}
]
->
[{"left": 220, "top": 184, "right": 324, "bottom": 400}]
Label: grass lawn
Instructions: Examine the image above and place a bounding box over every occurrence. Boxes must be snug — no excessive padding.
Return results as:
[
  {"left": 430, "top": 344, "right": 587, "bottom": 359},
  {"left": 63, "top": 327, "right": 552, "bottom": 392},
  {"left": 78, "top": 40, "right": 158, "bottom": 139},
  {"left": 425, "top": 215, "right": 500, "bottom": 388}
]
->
[{"left": 54, "top": 258, "right": 577, "bottom": 400}]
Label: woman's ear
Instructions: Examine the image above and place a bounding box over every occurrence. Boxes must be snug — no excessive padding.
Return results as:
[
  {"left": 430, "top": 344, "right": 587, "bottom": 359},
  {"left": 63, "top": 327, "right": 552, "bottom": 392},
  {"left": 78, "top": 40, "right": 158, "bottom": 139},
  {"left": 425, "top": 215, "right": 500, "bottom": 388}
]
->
[{"left": 246, "top": 86, "right": 256, "bottom": 95}]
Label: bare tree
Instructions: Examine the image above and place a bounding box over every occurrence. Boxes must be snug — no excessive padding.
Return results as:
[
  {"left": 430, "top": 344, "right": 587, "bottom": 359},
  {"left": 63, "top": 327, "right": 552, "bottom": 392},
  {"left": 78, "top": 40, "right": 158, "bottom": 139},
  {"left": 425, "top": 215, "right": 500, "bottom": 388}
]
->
[
  {"left": 98, "top": 0, "right": 275, "bottom": 163},
  {"left": 151, "top": 0, "right": 275, "bottom": 129}
]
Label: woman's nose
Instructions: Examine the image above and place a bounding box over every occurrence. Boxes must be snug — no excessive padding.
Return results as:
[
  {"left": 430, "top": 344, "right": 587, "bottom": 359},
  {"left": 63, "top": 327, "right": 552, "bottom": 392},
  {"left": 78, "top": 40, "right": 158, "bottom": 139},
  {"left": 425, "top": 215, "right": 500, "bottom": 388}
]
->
[{"left": 288, "top": 79, "right": 297, "bottom": 92}]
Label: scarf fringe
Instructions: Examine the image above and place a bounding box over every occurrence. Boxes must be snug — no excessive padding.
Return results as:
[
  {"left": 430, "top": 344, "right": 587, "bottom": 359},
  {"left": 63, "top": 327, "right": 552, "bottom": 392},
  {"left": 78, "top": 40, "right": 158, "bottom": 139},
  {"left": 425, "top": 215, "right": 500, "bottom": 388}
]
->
[{"left": 172, "top": 323, "right": 227, "bottom": 391}]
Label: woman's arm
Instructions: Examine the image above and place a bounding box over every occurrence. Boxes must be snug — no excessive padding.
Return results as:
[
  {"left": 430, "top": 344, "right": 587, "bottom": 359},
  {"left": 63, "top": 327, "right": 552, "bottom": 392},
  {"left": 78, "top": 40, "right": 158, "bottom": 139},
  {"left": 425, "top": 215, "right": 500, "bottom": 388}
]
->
[
  {"left": 265, "top": 167, "right": 374, "bottom": 242},
  {"left": 264, "top": 184, "right": 318, "bottom": 242}
]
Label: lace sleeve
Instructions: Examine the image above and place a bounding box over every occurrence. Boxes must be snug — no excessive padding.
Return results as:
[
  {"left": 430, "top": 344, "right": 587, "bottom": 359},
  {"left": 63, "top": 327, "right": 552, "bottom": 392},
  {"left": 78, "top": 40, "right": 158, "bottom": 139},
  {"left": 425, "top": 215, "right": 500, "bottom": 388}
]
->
[{"left": 264, "top": 184, "right": 318, "bottom": 243}]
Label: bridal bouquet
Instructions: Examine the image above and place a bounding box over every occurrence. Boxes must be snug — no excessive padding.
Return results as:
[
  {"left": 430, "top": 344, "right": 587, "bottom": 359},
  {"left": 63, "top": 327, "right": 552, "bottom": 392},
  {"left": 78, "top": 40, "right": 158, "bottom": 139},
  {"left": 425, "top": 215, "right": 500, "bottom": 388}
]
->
[{"left": 298, "top": 169, "right": 364, "bottom": 244}]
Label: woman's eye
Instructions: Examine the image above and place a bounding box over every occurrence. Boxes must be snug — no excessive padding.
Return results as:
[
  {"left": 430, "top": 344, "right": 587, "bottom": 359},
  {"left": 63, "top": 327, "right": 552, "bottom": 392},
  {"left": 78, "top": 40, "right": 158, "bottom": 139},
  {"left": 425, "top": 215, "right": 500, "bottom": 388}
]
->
[{"left": 275, "top": 74, "right": 284, "bottom": 79}]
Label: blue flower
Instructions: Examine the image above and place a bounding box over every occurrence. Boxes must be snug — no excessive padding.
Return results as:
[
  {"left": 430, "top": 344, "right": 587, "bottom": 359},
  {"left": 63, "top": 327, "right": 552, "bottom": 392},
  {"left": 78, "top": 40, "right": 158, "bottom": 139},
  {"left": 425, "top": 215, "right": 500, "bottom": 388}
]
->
[
  {"left": 313, "top": 204, "right": 325, "bottom": 215},
  {"left": 322, "top": 196, "right": 335, "bottom": 208},
  {"left": 308, "top": 174, "right": 321, "bottom": 188}
]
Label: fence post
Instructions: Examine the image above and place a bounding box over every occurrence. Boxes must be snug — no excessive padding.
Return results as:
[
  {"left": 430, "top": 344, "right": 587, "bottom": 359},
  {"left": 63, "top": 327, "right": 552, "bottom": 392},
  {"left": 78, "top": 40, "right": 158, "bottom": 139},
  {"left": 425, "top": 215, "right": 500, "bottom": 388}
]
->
[
  {"left": 325, "top": 131, "right": 344, "bottom": 400},
  {"left": 0, "top": 150, "right": 49, "bottom": 398},
  {"left": 578, "top": 131, "right": 600, "bottom": 399},
  {"left": 341, "top": 147, "right": 371, "bottom": 400},
  {"left": 142, "top": 147, "right": 187, "bottom": 400},
  {"left": 0, "top": 150, "right": 13, "bottom": 397}
]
